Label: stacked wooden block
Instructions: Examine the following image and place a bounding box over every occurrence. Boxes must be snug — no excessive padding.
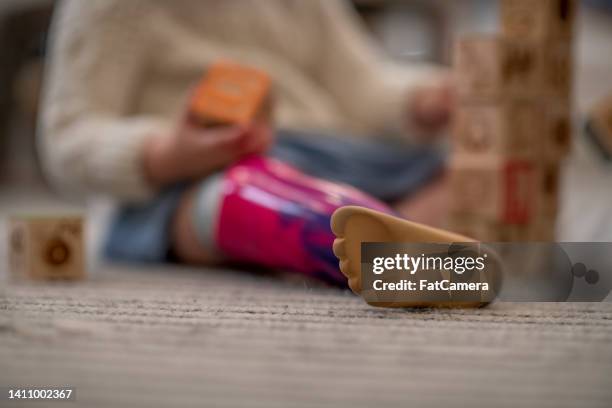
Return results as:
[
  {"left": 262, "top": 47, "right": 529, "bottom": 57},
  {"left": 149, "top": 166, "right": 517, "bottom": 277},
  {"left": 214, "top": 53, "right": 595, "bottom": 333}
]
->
[{"left": 449, "top": 0, "right": 575, "bottom": 241}]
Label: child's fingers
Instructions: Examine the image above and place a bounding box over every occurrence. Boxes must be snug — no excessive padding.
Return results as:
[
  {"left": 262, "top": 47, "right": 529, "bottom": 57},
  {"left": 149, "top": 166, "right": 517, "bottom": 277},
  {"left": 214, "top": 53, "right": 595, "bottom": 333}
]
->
[
  {"left": 189, "top": 125, "right": 244, "bottom": 144},
  {"left": 241, "top": 124, "right": 274, "bottom": 154},
  {"left": 184, "top": 124, "right": 269, "bottom": 169},
  {"left": 411, "top": 84, "right": 455, "bottom": 131},
  {"left": 190, "top": 126, "right": 251, "bottom": 165}
]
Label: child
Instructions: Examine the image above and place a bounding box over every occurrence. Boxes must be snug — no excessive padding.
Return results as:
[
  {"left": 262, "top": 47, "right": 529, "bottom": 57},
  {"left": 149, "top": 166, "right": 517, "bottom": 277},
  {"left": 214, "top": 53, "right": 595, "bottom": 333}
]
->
[{"left": 39, "top": 0, "right": 454, "bottom": 284}]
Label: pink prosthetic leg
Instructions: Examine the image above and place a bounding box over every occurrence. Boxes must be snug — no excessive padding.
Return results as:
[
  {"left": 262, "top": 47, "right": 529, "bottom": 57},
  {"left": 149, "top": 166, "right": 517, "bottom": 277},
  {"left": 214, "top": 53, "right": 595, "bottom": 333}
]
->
[{"left": 192, "top": 156, "right": 394, "bottom": 285}]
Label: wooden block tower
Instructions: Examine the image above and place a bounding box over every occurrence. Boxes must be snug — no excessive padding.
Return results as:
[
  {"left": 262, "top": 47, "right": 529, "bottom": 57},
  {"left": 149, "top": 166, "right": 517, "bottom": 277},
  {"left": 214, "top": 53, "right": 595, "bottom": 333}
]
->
[{"left": 449, "top": 0, "right": 576, "bottom": 241}]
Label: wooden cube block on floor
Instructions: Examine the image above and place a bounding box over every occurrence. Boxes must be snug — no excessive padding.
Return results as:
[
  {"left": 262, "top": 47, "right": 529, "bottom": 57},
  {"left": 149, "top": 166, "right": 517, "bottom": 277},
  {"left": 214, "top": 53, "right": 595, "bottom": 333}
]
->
[
  {"left": 501, "top": 0, "right": 576, "bottom": 41},
  {"left": 449, "top": 155, "right": 539, "bottom": 225},
  {"left": 454, "top": 99, "right": 540, "bottom": 156},
  {"left": 9, "top": 216, "right": 85, "bottom": 280},
  {"left": 456, "top": 36, "right": 571, "bottom": 99},
  {"left": 455, "top": 36, "right": 541, "bottom": 99},
  {"left": 190, "top": 60, "right": 272, "bottom": 126}
]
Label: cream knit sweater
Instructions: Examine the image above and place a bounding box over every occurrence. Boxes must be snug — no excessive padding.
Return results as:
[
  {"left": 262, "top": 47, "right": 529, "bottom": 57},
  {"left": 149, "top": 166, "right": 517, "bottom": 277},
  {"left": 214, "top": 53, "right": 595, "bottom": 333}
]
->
[{"left": 39, "top": 0, "right": 440, "bottom": 203}]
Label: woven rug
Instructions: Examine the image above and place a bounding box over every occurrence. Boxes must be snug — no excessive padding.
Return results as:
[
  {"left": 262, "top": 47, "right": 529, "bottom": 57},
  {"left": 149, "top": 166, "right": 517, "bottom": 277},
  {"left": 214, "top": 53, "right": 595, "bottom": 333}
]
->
[{"left": 1, "top": 263, "right": 611, "bottom": 408}]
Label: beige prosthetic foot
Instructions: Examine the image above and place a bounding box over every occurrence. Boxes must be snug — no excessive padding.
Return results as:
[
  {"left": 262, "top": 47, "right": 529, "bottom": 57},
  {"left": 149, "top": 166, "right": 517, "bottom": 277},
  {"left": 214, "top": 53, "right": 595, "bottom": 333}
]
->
[{"left": 331, "top": 206, "right": 486, "bottom": 308}]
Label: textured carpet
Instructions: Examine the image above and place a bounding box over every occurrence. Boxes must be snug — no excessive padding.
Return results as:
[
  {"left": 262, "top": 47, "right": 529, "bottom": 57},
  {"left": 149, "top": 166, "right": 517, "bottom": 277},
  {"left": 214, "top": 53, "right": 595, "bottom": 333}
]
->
[{"left": 1, "top": 263, "right": 611, "bottom": 408}]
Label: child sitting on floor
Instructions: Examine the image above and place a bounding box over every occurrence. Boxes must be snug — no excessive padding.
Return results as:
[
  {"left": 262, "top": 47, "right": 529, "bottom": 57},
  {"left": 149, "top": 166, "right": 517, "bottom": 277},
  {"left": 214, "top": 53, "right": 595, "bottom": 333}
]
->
[{"left": 39, "top": 0, "right": 454, "bottom": 284}]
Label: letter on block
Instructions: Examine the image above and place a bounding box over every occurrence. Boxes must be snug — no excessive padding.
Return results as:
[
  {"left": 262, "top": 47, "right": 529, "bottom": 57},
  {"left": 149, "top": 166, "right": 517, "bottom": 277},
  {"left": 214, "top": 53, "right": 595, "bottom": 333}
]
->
[{"left": 9, "top": 216, "right": 85, "bottom": 281}]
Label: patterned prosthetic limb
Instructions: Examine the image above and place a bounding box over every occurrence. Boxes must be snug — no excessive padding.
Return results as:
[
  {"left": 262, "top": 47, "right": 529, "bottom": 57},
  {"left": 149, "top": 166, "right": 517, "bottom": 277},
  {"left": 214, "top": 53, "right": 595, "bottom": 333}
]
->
[{"left": 192, "top": 156, "right": 394, "bottom": 285}]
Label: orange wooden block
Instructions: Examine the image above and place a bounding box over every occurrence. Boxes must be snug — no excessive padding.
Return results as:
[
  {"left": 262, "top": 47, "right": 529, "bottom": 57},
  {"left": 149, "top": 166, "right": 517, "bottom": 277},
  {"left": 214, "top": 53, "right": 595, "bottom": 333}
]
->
[
  {"left": 9, "top": 216, "right": 85, "bottom": 281},
  {"left": 190, "top": 61, "right": 271, "bottom": 126}
]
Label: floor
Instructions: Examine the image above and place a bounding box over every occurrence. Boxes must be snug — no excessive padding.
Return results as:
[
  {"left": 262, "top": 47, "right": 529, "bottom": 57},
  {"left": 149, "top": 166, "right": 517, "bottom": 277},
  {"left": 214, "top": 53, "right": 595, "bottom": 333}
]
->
[
  {"left": 1, "top": 4, "right": 612, "bottom": 408},
  {"left": 2, "top": 266, "right": 612, "bottom": 408},
  {"left": 1, "top": 153, "right": 611, "bottom": 408}
]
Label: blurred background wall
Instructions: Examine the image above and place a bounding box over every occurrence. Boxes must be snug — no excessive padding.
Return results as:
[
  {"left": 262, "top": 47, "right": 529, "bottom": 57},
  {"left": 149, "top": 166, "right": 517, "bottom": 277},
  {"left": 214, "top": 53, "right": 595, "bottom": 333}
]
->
[
  {"left": 0, "top": 0, "right": 611, "bottom": 189},
  {"left": 0, "top": 0, "right": 494, "bottom": 189}
]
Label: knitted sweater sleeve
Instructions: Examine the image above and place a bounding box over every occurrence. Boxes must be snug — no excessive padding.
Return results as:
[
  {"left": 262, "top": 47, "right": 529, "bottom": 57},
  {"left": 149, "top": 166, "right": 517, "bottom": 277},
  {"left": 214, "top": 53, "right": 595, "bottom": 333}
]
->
[
  {"left": 312, "top": 0, "right": 446, "bottom": 138},
  {"left": 38, "top": 0, "right": 169, "bottom": 202}
]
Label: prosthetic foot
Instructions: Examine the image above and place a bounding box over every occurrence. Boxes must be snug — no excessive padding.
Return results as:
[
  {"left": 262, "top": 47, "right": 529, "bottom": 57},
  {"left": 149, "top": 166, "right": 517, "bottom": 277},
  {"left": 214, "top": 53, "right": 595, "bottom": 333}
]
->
[
  {"left": 192, "top": 156, "right": 394, "bottom": 285},
  {"left": 331, "top": 206, "right": 488, "bottom": 307}
]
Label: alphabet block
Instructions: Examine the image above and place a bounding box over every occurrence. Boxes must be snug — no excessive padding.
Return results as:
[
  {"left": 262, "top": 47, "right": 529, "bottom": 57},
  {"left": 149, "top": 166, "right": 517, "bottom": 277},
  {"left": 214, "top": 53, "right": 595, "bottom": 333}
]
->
[
  {"left": 455, "top": 99, "right": 571, "bottom": 159},
  {"left": 455, "top": 37, "right": 571, "bottom": 99},
  {"left": 501, "top": 0, "right": 576, "bottom": 41},
  {"left": 453, "top": 99, "right": 539, "bottom": 155},
  {"left": 455, "top": 36, "right": 540, "bottom": 99},
  {"left": 190, "top": 61, "right": 272, "bottom": 127},
  {"left": 9, "top": 216, "right": 85, "bottom": 281},
  {"left": 449, "top": 155, "right": 539, "bottom": 225}
]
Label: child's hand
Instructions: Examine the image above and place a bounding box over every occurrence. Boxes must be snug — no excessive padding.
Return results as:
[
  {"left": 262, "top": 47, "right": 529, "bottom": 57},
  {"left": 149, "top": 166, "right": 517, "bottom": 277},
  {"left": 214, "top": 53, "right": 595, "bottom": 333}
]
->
[
  {"left": 144, "top": 115, "right": 273, "bottom": 187},
  {"left": 407, "top": 75, "right": 455, "bottom": 138}
]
